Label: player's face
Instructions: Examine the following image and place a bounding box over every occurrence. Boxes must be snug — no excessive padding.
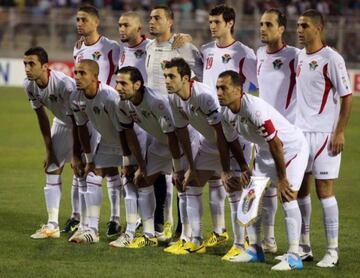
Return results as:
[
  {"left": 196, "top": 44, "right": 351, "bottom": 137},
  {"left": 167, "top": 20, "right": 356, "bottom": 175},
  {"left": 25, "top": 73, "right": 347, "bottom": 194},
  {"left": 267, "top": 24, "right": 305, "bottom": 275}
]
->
[
  {"left": 297, "top": 16, "right": 319, "bottom": 45},
  {"left": 149, "top": 9, "right": 172, "bottom": 36},
  {"left": 216, "top": 76, "right": 239, "bottom": 106},
  {"left": 118, "top": 16, "right": 139, "bottom": 43},
  {"left": 115, "top": 73, "right": 137, "bottom": 100},
  {"left": 74, "top": 63, "right": 95, "bottom": 91},
  {"left": 209, "top": 15, "right": 232, "bottom": 39},
  {"left": 260, "top": 13, "right": 284, "bottom": 44},
  {"left": 164, "top": 67, "right": 183, "bottom": 95},
  {"left": 76, "top": 11, "right": 98, "bottom": 36},
  {"left": 23, "top": 55, "right": 46, "bottom": 80}
]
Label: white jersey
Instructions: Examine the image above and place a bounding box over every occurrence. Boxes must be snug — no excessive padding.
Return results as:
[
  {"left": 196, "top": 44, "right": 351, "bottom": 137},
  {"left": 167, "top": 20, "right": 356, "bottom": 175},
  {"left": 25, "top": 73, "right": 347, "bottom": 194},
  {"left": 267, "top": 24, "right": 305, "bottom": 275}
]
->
[
  {"left": 146, "top": 35, "right": 203, "bottom": 95},
  {"left": 118, "top": 87, "right": 176, "bottom": 145},
  {"left": 24, "top": 69, "right": 75, "bottom": 125},
  {"left": 119, "top": 37, "right": 150, "bottom": 83},
  {"left": 257, "top": 45, "right": 300, "bottom": 123},
  {"left": 221, "top": 93, "right": 303, "bottom": 156},
  {"left": 70, "top": 82, "right": 123, "bottom": 148},
  {"left": 168, "top": 81, "right": 221, "bottom": 146},
  {"left": 201, "top": 40, "right": 258, "bottom": 92},
  {"left": 295, "top": 46, "right": 352, "bottom": 132},
  {"left": 73, "top": 36, "right": 121, "bottom": 87}
]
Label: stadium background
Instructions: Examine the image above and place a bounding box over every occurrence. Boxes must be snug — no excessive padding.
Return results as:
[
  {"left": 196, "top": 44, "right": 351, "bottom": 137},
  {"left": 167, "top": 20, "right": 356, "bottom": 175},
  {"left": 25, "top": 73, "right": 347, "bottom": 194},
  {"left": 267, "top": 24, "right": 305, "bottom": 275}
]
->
[{"left": 0, "top": 0, "right": 359, "bottom": 277}]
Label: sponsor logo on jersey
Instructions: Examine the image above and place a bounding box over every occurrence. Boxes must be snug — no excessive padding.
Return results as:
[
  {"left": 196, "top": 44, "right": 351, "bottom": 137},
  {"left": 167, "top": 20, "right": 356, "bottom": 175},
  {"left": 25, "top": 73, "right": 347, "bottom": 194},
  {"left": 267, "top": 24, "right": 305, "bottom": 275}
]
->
[
  {"left": 222, "top": 54, "right": 231, "bottom": 64},
  {"left": 309, "top": 60, "right": 318, "bottom": 71},
  {"left": 134, "top": 49, "right": 145, "bottom": 59},
  {"left": 92, "top": 51, "right": 102, "bottom": 61},
  {"left": 242, "top": 188, "right": 255, "bottom": 214},
  {"left": 49, "top": 94, "right": 58, "bottom": 103},
  {"left": 272, "top": 59, "right": 283, "bottom": 70},
  {"left": 93, "top": 106, "right": 100, "bottom": 114}
]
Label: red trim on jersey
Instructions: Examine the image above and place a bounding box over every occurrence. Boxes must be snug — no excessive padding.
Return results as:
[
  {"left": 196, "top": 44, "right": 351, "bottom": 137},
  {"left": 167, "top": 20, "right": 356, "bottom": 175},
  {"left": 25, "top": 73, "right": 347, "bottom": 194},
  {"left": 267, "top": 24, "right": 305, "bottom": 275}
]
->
[
  {"left": 285, "top": 59, "right": 296, "bottom": 109},
  {"left": 314, "top": 135, "right": 329, "bottom": 161},
  {"left": 306, "top": 44, "right": 326, "bottom": 55},
  {"left": 106, "top": 50, "right": 115, "bottom": 85},
  {"left": 239, "top": 57, "right": 246, "bottom": 84},
  {"left": 84, "top": 35, "right": 102, "bottom": 46},
  {"left": 216, "top": 40, "right": 236, "bottom": 49},
  {"left": 319, "top": 64, "right": 333, "bottom": 114},
  {"left": 285, "top": 154, "right": 298, "bottom": 168},
  {"left": 266, "top": 43, "right": 286, "bottom": 54},
  {"left": 128, "top": 36, "right": 146, "bottom": 48}
]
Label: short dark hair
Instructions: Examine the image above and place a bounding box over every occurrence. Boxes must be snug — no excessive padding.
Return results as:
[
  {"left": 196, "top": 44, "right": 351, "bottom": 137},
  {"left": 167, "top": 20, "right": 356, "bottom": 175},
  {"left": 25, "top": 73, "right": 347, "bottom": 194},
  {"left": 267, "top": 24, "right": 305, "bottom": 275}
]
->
[
  {"left": 164, "top": 58, "right": 191, "bottom": 79},
  {"left": 152, "top": 5, "right": 174, "bottom": 20},
  {"left": 78, "top": 4, "right": 99, "bottom": 19},
  {"left": 302, "top": 9, "right": 324, "bottom": 29},
  {"left": 265, "top": 8, "right": 287, "bottom": 29},
  {"left": 117, "top": 66, "right": 144, "bottom": 87},
  {"left": 209, "top": 5, "right": 236, "bottom": 34},
  {"left": 218, "top": 70, "right": 244, "bottom": 87},
  {"left": 24, "top": 46, "right": 48, "bottom": 65}
]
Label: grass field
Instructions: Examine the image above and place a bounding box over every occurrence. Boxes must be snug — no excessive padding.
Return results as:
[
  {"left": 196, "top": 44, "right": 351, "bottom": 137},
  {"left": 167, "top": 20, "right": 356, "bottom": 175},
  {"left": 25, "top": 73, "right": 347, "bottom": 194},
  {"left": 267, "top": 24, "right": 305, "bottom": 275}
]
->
[{"left": 0, "top": 87, "right": 359, "bottom": 277}]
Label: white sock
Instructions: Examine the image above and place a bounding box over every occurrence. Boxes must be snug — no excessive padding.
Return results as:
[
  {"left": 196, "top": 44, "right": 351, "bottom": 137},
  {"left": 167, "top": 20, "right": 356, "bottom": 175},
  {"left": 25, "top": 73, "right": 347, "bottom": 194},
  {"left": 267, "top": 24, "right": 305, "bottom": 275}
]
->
[
  {"left": 283, "top": 200, "right": 302, "bottom": 254},
  {"left": 247, "top": 218, "right": 262, "bottom": 246},
  {"left": 71, "top": 175, "right": 80, "bottom": 220},
  {"left": 186, "top": 186, "right": 203, "bottom": 242},
  {"left": 262, "top": 186, "right": 277, "bottom": 243},
  {"left": 320, "top": 196, "right": 339, "bottom": 250},
  {"left": 178, "top": 191, "right": 191, "bottom": 241},
  {"left": 298, "top": 195, "right": 312, "bottom": 246},
  {"left": 85, "top": 173, "right": 103, "bottom": 232},
  {"left": 227, "top": 191, "right": 245, "bottom": 246},
  {"left": 124, "top": 181, "right": 138, "bottom": 235},
  {"left": 44, "top": 174, "right": 62, "bottom": 228},
  {"left": 106, "top": 175, "right": 121, "bottom": 223},
  {"left": 77, "top": 177, "right": 88, "bottom": 228},
  {"left": 208, "top": 179, "right": 226, "bottom": 234},
  {"left": 164, "top": 174, "right": 173, "bottom": 225},
  {"left": 138, "top": 185, "right": 156, "bottom": 237}
]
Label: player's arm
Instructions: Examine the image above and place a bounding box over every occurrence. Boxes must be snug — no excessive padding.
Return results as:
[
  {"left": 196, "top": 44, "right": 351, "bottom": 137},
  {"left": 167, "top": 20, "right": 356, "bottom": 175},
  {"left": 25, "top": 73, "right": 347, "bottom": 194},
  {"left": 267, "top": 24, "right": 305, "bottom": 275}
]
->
[
  {"left": 228, "top": 139, "right": 251, "bottom": 185},
  {"left": 34, "top": 106, "right": 59, "bottom": 171},
  {"left": 331, "top": 93, "right": 352, "bottom": 155}
]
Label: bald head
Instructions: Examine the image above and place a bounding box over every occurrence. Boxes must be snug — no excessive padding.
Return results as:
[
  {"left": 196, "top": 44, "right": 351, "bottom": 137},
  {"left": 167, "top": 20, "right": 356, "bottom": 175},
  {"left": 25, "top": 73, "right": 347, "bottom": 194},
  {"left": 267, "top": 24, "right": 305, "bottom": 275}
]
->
[{"left": 78, "top": 59, "right": 99, "bottom": 76}]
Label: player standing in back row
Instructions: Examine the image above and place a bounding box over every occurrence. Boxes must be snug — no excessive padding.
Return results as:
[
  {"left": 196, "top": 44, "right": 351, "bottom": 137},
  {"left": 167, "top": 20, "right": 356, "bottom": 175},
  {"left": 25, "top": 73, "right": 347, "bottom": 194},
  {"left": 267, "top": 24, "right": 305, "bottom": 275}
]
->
[{"left": 295, "top": 9, "right": 352, "bottom": 267}]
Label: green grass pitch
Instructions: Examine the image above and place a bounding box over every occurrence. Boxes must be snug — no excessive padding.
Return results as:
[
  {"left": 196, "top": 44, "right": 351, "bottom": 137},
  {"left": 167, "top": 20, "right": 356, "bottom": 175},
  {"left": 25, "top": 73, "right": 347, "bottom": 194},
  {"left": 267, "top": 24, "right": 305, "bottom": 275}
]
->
[{"left": 0, "top": 87, "right": 359, "bottom": 277}]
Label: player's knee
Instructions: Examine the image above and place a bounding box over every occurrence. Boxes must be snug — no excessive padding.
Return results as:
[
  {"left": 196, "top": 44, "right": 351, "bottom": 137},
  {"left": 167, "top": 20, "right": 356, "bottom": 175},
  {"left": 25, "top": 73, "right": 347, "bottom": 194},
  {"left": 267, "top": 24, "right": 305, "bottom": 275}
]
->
[{"left": 315, "top": 180, "right": 334, "bottom": 199}]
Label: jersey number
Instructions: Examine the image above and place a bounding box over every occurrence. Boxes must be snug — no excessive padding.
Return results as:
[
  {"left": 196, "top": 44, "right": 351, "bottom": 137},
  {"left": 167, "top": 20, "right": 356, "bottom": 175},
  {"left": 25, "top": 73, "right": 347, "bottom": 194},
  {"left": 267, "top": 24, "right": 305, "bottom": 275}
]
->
[{"left": 206, "top": 57, "right": 213, "bottom": 70}]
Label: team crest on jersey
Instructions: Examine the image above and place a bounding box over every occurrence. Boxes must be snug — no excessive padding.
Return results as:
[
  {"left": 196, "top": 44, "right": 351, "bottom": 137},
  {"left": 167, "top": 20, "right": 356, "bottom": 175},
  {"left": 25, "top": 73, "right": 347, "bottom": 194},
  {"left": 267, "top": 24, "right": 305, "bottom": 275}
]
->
[
  {"left": 242, "top": 188, "right": 255, "bottom": 214},
  {"left": 309, "top": 60, "right": 318, "bottom": 71},
  {"left": 93, "top": 106, "right": 100, "bottom": 114},
  {"left": 49, "top": 94, "right": 58, "bottom": 103},
  {"left": 272, "top": 59, "right": 283, "bottom": 70},
  {"left": 134, "top": 49, "right": 145, "bottom": 59},
  {"left": 222, "top": 54, "right": 232, "bottom": 64},
  {"left": 92, "top": 51, "right": 102, "bottom": 61}
]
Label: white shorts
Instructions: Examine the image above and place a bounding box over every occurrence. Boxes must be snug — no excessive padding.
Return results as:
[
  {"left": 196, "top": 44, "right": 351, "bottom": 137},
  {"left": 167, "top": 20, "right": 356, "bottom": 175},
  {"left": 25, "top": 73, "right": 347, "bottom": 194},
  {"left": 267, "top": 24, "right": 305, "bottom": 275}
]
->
[
  {"left": 253, "top": 135, "right": 309, "bottom": 191},
  {"left": 146, "top": 139, "right": 172, "bottom": 176},
  {"left": 93, "top": 139, "right": 122, "bottom": 169},
  {"left": 49, "top": 118, "right": 73, "bottom": 170},
  {"left": 304, "top": 132, "right": 341, "bottom": 179}
]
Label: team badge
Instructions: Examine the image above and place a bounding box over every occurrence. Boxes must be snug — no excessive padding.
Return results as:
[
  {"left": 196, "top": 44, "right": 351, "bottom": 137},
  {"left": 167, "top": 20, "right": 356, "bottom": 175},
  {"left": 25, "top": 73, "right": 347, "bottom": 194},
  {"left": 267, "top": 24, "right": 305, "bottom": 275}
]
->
[
  {"left": 272, "top": 59, "right": 283, "bottom": 70},
  {"left": 222, "top": 54, "right": 231, "bottom": 64},
  {"left": 309, "top": 60, "right": 318, "bottom": 71},
  {"left": 93, "top": 106, "right": 100, "bottom": 114},
  {"left": 134, "top": 49, "right": 145, "bottom": 59},
  {"left": 92, "top": 51, "right": 102, "bottom": 61},
  {"left": 49, "top": 94, "right": 58, "bottom": 103}
]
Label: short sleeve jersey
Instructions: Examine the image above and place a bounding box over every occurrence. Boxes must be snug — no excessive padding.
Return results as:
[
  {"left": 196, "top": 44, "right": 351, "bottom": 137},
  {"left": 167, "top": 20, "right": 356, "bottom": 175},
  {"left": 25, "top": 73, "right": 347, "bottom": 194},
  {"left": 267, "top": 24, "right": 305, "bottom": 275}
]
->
[
  {"left": 201, "top": 41, "right": 258, "bottom": 92},
  {"left": 168, "top": 81, "right": 221, "bottom": 145},
  {"left": 145, "top": 35, "right": 203, "bottom": 95},
  {"left": 73, "top": 36, "right": 121, "bottom": 87},
  {"left": 118, "top": 37, "right": 150, "bottom": 84},
  {"left": 295, "top": 46, "right": 352, "bottom": 132},
  {"left": 257, "top": 45, "right": 300, "bottom": 124},
  {"left": 70, "top": 82, "right": 123, "bottom": 148},
  {"left": 24, "top": 70, "right": 75, "bottom": 125},
  {"left": 221, "top": 94, "right": 302, "bottom": 154},
  {"left": 124, "top": 87, "right": 176, "bottom": 144}
]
